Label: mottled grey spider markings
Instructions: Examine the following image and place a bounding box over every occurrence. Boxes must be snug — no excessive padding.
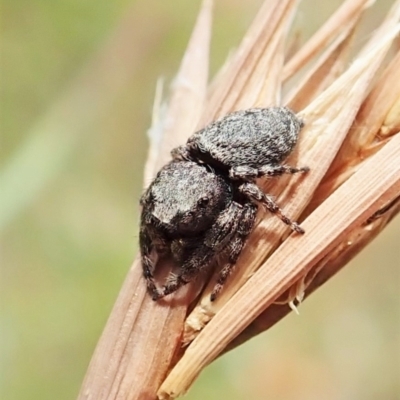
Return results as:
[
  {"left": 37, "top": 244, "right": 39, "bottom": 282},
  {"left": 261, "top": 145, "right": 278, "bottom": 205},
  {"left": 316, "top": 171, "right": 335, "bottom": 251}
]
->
[{"left": 140, "top": 107, "right": 309, "bottom": 301}]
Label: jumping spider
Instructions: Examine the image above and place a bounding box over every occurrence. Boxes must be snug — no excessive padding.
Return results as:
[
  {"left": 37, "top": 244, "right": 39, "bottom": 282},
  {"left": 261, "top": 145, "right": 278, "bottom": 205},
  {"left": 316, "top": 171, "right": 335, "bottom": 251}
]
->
[{"left": 140, "top": 107, "right": 309, "bottom": 301}]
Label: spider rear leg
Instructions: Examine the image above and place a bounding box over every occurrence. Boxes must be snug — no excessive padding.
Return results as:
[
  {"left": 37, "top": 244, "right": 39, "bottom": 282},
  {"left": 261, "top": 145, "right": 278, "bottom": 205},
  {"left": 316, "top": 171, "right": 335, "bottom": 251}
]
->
[
  {"left": 239, "top": 182, "right": 304, "bottom": 234},
  {"left": 258, "top": 164, "right": 309, "bottom": 177},
  {"left": 229, "top": 164, "right": 309, "bottom": 181}
]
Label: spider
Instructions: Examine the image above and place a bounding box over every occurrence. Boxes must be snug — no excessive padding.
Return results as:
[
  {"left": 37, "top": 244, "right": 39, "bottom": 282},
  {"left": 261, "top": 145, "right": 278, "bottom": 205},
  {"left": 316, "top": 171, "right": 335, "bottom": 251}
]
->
[{"left": 140, "top": 107, "right": 309, "bottom": 301}]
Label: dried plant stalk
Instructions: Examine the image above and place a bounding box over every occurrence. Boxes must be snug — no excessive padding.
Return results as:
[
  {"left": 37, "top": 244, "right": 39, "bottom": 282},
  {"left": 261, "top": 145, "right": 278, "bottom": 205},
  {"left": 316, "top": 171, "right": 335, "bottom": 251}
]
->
[
  {"left": 183, "top": 0, "right": 397, "bottom": 344},
  {"left": 79, "top": 0, "right": 400, "bottom": 399},
  {"left": 230, "top": 45, "right": 400, "bottom": 346},
  {"left": 285, "top": 26, "right": 355, "bottom": 111},
  {"left": 158, "top": 129, "right": 400, "bottom": 400},
  {"left": 307, "top": 51, "right": 400, "bottom": 213},
  {"left": 160, "top": 0, "right": 400, "bottom": 398},
  {"left": 228, "top": 192, "right": 400, "bottom": 351},
  {"left": 78, "top": 2, "right": 212, "bottom": 399},
  {"left": 202, "top": 0, "right": 297, "bottom": 124},
  {"left": 282, "top": 0, "right": 374, "bottom": 80}
]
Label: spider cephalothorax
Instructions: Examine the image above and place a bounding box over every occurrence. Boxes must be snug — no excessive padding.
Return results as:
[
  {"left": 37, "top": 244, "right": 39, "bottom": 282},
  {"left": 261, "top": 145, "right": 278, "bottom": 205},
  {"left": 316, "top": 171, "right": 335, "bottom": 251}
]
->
[{"left": 140, "top": 107, "right": 309, "bottom": 301}]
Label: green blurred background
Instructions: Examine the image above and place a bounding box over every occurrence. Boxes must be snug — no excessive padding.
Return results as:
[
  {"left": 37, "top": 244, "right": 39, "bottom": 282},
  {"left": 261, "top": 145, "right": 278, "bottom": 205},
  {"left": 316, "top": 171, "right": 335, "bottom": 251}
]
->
[{"left": 2, "top": 0, "right": 399, "bottom": 399}]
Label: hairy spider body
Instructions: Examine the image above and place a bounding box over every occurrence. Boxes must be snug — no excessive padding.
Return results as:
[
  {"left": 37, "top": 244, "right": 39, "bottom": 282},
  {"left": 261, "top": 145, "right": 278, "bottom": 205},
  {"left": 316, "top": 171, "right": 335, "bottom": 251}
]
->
[
  {"left": 172, "top": 107, "right": 306, "bottom": 176},
  {"left": 140, "top": 107, "right": 309, "bottom": 301},
  {"left": 140, "top": 160, "right": 257, "bottom": 300}
]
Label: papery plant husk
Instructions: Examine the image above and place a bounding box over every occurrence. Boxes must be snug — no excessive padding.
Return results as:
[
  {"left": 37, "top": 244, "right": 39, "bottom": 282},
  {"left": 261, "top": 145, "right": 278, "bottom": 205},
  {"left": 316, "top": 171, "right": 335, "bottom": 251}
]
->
[{"left": 78, "top": 0, "right": 400, "bottom": 399}]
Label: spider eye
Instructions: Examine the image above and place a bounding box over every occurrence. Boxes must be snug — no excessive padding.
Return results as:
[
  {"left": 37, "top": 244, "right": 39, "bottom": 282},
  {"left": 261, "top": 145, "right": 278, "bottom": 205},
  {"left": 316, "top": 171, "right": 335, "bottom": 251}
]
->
[{"left": 198, "top": 197, "right": 209, "bottom": 207}]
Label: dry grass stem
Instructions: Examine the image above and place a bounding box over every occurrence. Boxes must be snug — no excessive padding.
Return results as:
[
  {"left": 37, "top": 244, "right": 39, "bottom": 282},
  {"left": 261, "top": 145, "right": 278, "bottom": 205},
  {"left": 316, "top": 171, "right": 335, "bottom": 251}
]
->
[
  {"left": 183, "top": 3, "right": 398, "bottom": 344},
  {"left": 161, "top": 0, "right": 399, "bottom": 397},
  {"left": 79, "top": 0, "right": 400, "bottom": 398},
  {"left": 285, "top": 26, "right": 355, "bottom": 111},
  {"left": 78, "top": 1, "right": 212, "bottom": 399},
  {"left": 202, "top": 0, "right": 297, "bottom": 124},
  {"left": 158, "top": 130, "right": 400, "bottom": 400},
  {"left": 282, "top": 0, "right": 374, "bottom": 81},
  {"left": 227, "top": 0, "right": 400, "bottom": 355},
  {"left": 308, "top": 51, "right": 400, "bottom": 213},
  {"left": 227, "top": 194, "right": 400, "bottom": 350}
]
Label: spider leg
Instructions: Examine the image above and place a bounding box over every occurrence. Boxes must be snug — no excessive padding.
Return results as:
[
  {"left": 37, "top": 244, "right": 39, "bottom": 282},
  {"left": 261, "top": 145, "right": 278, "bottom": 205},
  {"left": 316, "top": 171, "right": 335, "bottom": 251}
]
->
[
  {"left": 258, "top": 164, "right": 309, "bottom": 177},
  {"left": 229, "top": 166, "right": 259, "bottom": 181},
  {"left": 139, "top": 227, "right": 159, "bottom": 298},
  {"left": 229, "top": 164, "right": 309, "bottom": 181},
  {"left": 154, "top": 202, "right": 249, "bottom": 300},
  {"left": 210, "top": 203, "right": 257, "bottom": 301},
  {"left": 152, "top": 245, "right": 214, "bottom": 300},
  {"left": 171, "top": 145, "right": 192, "bottom": 161},
  {"left": 239, "top": 182, "right": 304, "bottom": 234}
]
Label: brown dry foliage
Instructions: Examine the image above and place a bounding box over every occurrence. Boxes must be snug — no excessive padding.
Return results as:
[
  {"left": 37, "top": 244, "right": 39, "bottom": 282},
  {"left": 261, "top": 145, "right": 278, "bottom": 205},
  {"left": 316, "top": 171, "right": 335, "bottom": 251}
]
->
[{"left": 78, "top": 1, "right": 400, "bottom": 399}]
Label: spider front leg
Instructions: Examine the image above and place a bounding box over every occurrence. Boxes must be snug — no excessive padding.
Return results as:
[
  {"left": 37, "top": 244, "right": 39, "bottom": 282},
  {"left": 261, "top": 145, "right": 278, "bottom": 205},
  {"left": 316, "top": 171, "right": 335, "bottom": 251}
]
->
[
  {"left": 139, "top": 227, "right": 159, "bottom": 298},
  {"left": 239, "top": 182, "right": 304, "bottom": 234},
  {"left": 153, "top": 246, "right": 212, "bottom": 300},
  {"left": 153, "top": 202, "right": 248, "bottom": 300},
  {"left": 229, "top": 164, "right": 309, "bottom": 181},
  {"left": 210, "top": 203, "right": 257, "bottom": 301},
  {"left": 171, "top": 145, "right": 192, "bottom": 161}
]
